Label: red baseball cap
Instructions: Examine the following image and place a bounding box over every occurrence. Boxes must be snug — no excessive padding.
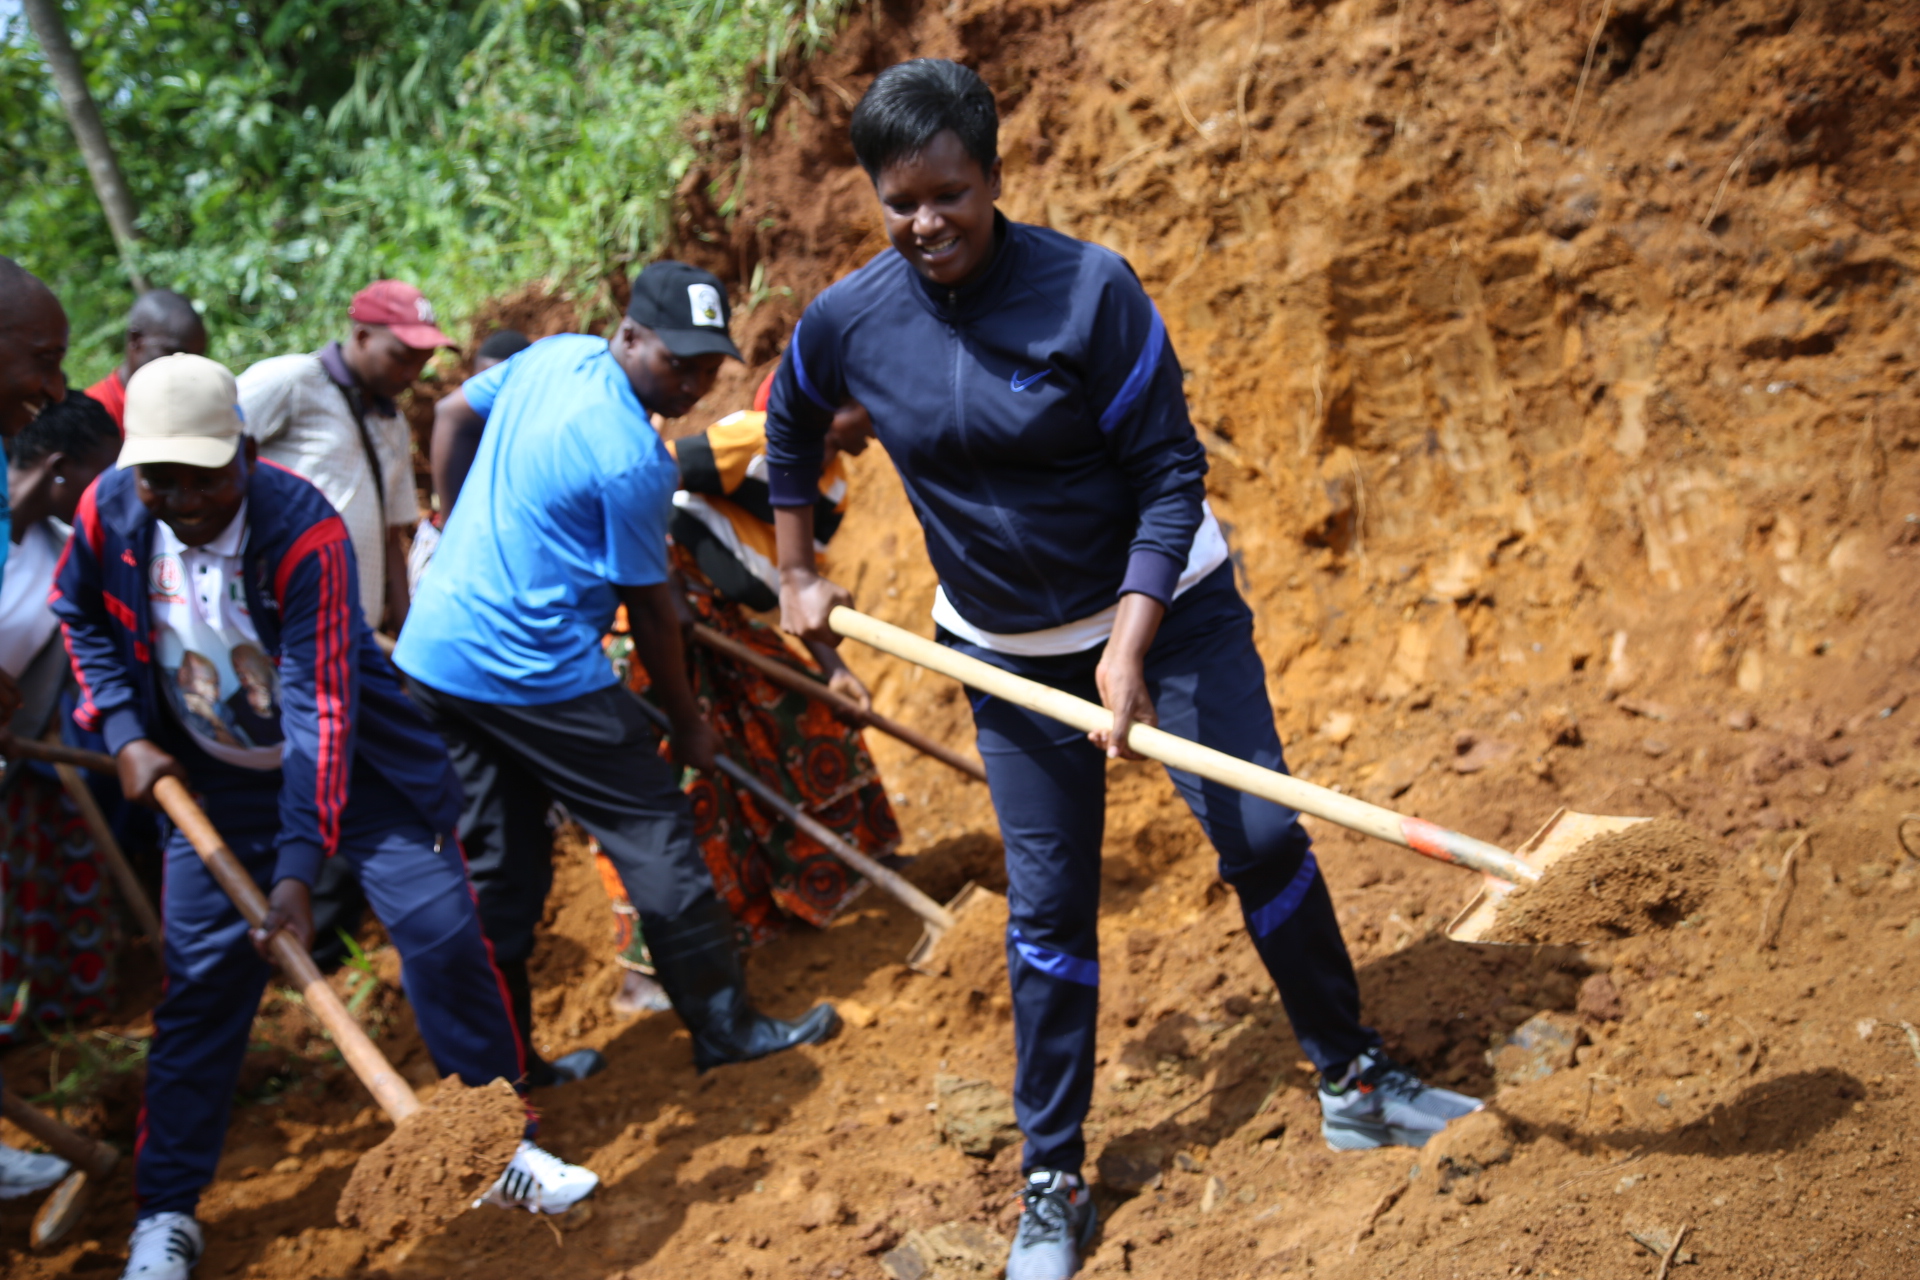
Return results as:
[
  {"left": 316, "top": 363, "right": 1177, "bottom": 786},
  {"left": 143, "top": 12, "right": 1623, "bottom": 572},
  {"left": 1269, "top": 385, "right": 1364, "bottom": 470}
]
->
[{"left": 349, "top": 280, "right": 455, "bottom": 350}]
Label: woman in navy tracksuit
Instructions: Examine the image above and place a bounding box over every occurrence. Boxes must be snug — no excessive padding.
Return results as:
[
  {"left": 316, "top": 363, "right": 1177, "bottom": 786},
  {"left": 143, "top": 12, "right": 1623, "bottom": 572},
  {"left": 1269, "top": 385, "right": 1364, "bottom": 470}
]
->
[
  {"left": 767, "top": 61, "right": 1480, "bottom": 1280},
  {"left": 52, "top": 354, "right": 595, "bottom": 1280}
]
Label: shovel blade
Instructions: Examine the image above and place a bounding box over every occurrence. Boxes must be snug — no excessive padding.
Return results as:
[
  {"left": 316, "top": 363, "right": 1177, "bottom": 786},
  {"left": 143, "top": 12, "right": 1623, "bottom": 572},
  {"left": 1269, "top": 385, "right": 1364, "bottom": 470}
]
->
[
  {"left": 1446, "top": 809, "right": 1651, "bottom": 945},
  {"left": 907, "top": 881, "right": 988, "bottom": 975}
]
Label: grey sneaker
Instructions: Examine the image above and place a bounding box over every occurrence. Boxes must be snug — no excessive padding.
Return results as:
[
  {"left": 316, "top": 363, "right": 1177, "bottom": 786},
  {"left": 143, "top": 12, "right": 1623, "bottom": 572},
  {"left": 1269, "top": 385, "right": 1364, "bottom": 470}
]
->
[
  {"left": 1319, "top": 1049, "right": 1483, "bottom": 1151},
  {"left": 1006, "top": 1168, "right": 1096, "bottom": 1280}
]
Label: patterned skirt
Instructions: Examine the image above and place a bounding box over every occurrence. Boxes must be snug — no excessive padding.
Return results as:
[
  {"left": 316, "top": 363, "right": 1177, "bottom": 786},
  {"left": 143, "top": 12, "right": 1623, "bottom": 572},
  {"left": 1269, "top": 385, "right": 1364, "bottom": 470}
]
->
[
  {"left": 1, "top": 769, "right": 118, "bottom": 1041},
  {"left": 599, "top": 556, "right": 900, "bottom": 956}
]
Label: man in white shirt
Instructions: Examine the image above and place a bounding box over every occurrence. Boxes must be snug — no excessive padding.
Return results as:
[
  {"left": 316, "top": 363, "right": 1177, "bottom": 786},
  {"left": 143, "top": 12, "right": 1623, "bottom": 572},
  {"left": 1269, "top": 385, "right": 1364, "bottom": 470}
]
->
[{"left": 237, "top": 280, "right": 450, "bottom": 635}]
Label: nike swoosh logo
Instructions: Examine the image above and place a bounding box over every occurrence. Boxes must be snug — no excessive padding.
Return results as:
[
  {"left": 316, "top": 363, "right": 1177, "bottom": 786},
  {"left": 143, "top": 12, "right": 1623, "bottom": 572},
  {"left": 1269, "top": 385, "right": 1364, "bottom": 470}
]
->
[{"left": 1010, "top": 369, "right": 1051, "bottom": 392}]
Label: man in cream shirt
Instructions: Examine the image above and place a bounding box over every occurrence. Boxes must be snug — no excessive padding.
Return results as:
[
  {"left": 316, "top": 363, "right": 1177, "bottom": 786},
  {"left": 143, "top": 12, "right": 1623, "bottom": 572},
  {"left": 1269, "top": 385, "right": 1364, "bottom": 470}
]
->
[{"left": 237, "top": 280, "right": 450, "bottom": 635}]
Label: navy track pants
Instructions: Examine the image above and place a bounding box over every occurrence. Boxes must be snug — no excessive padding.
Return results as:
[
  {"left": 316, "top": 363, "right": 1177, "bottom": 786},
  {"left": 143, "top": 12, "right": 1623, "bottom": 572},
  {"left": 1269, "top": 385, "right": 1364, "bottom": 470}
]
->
[
  {"left": 952, "top": 565, "right": 1379, "bottom": 1176},
  {"left": 133, "top": 763, "right": 523, "bottom": 1219}
]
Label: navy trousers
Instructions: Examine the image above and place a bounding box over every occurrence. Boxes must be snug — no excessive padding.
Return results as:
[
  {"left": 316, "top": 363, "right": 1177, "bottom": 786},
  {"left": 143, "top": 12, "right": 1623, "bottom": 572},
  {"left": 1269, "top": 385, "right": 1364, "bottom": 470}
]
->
[
  {"left": 953, "top": 565, "right": 1379, "bottom": 1176},
  {"left": 133, "top": 763, "right": 523, "bottom": 1219}
]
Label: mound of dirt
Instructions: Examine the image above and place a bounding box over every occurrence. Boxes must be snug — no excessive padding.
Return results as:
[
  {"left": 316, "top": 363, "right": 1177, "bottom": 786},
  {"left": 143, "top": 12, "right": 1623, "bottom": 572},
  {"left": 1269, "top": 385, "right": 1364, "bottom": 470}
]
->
[
  {"left": 333, "top": 1077, "right": 525, "bottom": 1240},
  {"left": 1484, "top": 818, "right": 1722, "bottom": 944}
]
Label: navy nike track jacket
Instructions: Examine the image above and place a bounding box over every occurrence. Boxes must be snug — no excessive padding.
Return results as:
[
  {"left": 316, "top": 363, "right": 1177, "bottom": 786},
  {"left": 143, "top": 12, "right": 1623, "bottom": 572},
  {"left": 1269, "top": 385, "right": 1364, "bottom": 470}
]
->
[
  {"left": 49, "top": 460, "right": 463, "bottom": 889},
  {"left": 763, "top": 214, "right": 1209, "bottom": 634}
]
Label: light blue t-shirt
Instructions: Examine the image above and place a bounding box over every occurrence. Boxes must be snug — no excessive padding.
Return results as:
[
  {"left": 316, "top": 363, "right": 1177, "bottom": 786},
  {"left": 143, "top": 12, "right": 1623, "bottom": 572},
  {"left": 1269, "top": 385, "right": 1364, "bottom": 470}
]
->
[{"left": 394, "top": 334, "right": 677, "bottom": 704}]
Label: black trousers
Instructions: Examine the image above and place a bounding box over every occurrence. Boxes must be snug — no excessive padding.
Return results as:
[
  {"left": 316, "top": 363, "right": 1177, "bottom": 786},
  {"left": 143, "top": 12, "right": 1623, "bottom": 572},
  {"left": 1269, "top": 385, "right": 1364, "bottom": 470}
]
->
[{"left": 402, "top": 677, "right": 714, "bottom": 968}]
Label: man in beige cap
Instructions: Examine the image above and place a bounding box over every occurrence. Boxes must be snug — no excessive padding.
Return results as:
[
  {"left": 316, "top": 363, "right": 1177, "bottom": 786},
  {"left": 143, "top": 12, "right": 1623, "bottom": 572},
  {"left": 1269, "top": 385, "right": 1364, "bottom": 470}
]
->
[
  {"left": 237, "top": 280, "right": 452, "bottom": 638},
  {"left": 52, "top": 353, "right": 599, "bottom": 1280}
]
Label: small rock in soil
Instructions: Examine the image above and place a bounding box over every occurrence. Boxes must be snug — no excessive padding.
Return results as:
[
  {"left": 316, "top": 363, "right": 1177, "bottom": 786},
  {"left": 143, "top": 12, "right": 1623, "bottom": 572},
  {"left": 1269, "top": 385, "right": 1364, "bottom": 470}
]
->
[
  {"left": 1096, "top": 1140, "right": 1167, "bottom": 1192},
  {"left": 881, "top": 1220, "right": 1008, "bottom": 1279},
  {"left": 933, "top": 1075, "right": 1020, "bottom": 1157},
  {"left": 1488, "top": 1012, "right": 1584, "bottom": 1087},
  {"left": 1576, "top": 972, "right": 1625, "bottom": 1022}
]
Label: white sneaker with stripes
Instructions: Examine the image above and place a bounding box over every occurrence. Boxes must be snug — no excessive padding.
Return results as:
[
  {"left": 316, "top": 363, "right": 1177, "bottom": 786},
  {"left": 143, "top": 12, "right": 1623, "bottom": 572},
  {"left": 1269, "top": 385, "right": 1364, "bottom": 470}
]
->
[
  {"left": 477, "top": 1140, "right": 599, "bottom": 1214},
  {"left": 121, "top": 1212, "right": 204, "bottom": 1280}
]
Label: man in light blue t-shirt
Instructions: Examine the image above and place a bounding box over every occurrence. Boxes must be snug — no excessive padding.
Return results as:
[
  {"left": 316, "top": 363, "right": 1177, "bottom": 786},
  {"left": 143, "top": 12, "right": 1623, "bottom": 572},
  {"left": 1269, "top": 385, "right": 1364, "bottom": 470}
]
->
[{"left": 395, "top": 261, "right": 838, "bottom": 1084}]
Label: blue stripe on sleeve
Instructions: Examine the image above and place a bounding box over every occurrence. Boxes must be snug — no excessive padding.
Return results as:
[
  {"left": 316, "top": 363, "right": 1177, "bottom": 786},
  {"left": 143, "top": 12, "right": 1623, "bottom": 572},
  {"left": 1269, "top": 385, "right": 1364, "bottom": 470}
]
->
[
  {"left": 1009, "top": 927, "right": 1100, "bottom": 986},
  {"left": 1096, "top": 307, "right": 1167, "bottom": 436},
  {"left": 789, "top": 320, "right": 837, "bottom": 413},
  {"left": 1245, "top": 852, "right": 1320, "bottom": 939}
]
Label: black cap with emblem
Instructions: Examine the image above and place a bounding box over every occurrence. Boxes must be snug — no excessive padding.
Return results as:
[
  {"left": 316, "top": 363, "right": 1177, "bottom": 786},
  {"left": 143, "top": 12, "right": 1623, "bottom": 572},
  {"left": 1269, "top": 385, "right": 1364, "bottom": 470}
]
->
[{"left": 626, "top": 261, "right": 743, "bottom": 361}]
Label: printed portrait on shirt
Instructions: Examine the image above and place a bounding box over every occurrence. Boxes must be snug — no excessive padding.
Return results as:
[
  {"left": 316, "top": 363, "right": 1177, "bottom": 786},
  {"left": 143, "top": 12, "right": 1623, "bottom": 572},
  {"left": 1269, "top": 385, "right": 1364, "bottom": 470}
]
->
[{"left": 149, "top": 545, "right": 286, "bottom": 769}]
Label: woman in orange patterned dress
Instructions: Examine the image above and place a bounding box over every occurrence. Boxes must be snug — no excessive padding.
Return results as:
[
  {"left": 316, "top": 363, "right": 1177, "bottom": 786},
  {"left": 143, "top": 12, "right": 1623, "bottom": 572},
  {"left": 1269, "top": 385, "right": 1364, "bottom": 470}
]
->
[{"left": 599, "top": 375, "right": 899, "bottom": 1014}]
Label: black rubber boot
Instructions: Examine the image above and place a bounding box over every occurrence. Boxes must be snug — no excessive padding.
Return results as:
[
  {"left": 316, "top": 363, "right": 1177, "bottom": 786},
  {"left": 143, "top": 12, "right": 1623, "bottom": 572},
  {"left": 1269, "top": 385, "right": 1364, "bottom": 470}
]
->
[
  {"left": 648, "top": 896, "right": 839, "bottom": 1072},
  {"left": 501, "top": 958, "right": 606, "bottom": 1087}
]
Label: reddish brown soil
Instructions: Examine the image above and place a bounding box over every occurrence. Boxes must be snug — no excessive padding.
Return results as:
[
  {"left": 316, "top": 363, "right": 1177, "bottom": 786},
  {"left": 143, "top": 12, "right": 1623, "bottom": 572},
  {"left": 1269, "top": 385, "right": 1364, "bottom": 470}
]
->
[
  {"left": 1482, "top": 816, "right": 1722, "bottom": 944},
  {"left": 8, "top": 0, "right": 1920, "bottom": 1277},
  {"left": 335, "top": 1078, "right": 525, "bottom": 1241}
]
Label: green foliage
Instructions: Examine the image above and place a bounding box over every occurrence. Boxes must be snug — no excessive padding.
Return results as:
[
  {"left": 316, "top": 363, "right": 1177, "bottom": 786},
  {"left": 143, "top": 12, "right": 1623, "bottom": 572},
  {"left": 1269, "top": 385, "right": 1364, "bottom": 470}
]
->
[
  {"left": 0, "top": 0, "right": 844, "bottom": 385},
  {"left": 29, "top": 1027, "right": 149, "bottom": 1111}
]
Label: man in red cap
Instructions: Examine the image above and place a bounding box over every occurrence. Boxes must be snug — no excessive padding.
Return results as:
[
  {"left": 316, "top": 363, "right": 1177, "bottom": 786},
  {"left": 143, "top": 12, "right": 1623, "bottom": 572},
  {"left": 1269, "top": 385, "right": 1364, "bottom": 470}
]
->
[
  {"left": 238, "top": 281, "right": 453, "bottom": 972},
  {"left": 238, "top": 280, "right": 451, "bottom": 638}
]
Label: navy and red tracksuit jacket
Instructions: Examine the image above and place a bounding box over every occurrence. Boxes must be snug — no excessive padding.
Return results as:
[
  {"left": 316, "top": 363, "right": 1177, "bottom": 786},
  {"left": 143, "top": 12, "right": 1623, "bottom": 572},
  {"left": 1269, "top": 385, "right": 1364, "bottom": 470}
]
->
[{"left": 49, "top": 460, "right": 462, "bottom": 888}]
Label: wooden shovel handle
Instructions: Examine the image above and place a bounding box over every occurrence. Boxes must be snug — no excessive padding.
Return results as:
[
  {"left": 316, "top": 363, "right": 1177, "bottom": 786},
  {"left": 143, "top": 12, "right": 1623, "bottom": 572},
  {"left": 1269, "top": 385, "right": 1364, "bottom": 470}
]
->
[
  {"left": 828, "top": 606, "right": 1540, "bottom": 886},
  {"left": 48, "top": 762, "right": 165, "bottom": 949},
  {"left": 628, "top": 697, "right": 955, "bottom": 932},
  {"left": 6, "top": 738, "right": 115, "bottom": 774},
  {"left": 6, "top": 732, "right": 166, "bottom": 950},
  {"left": 691, "top": 624, "right": 987, "bottom": 784},
  {"left": 151, "top": 777, "right": 421, "bottom": 1123},
  {"left": 1, "top": 1089, "right": 119, "bottom": 1178}
]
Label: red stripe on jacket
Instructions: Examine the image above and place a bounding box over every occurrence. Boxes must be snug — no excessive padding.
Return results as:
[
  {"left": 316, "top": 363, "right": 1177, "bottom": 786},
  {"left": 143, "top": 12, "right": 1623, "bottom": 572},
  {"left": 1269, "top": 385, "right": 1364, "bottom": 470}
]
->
[
  {"left": 275, "top": 516, "right": 349, "bottom": 603},
  {"left": 273, "top": 514, "right": 353, "bottom": 859},
  {"left": 312, "top": 539, "right": 352, "bottom": 858},
  {"left": 61, "top": 624, "right": 102, "bottom": 731},
  {"left": 54, "top": 484, "right": 109, "bottom": 727}
]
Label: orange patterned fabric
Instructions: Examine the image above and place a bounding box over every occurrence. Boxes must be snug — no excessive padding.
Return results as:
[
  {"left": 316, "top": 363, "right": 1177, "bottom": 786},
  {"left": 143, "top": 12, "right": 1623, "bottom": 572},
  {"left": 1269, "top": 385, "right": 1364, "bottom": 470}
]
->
[{"left": 599, "top": 546, "right": 900, "bottom": 949}]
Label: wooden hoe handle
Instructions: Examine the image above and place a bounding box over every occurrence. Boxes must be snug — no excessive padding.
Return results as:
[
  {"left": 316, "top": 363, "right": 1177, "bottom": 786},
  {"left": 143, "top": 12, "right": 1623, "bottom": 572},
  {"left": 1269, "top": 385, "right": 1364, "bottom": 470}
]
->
[
  {"left": 6, "top": 733, "right": 166, "bottom": 950},
  {"left": 828, "top": 606, "right": 1539, "bottom": 886},
  {"left": 1, "top": 1089, "right": 120, "bottom": 1178},
  {"left": 628, "top": 697, "right": 956, "bottom": 932},
  {"left": 151, "top": 777, "right": 421, "bottom": 1123},
  {"left": 4, "top": 738, "right": 115, "bottom": 774},
  {"left": 691, "top": 623, "right": 988, "bottom": 784}
]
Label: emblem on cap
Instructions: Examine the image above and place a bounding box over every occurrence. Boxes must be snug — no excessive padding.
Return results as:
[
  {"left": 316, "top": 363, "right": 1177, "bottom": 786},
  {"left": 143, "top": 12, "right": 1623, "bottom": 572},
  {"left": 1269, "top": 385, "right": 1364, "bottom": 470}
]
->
[
  {"left": 687, "top": 283, "right": 724, "bottom": 329},
  {"left": 416, "top": 297, "right": 438, "bottom": 323}
]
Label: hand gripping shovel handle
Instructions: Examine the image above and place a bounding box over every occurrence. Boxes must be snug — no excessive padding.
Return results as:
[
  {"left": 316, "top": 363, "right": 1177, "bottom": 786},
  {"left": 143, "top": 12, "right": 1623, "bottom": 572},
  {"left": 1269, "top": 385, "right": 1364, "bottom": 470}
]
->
[
  {"left": 629, "top": 698, "right": 956, "bottom": 931},
  {"left": 827, "top": 607, "right": 1539, "bottom": 886},
  {"left": 150, "top": 776, "right": 422, "bottom": 1123}
]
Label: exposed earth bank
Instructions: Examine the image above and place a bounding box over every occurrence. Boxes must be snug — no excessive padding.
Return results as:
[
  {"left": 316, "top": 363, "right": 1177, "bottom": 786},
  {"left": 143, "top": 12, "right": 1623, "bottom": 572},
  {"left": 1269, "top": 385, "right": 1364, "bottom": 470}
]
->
[{"left": 7, "top": 0, "right": 1920, "bottom": 1276}]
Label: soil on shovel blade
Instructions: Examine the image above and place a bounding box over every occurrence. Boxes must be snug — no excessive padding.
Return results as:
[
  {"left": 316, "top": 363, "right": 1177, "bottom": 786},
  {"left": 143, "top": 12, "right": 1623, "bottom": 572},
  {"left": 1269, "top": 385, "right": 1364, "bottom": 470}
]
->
[
  {"left": 334, "top": 1078, "right": 524, "bottom": 1240},
  {"left": 1480, "top": 818, "right": 1722, "bottom": 945}
]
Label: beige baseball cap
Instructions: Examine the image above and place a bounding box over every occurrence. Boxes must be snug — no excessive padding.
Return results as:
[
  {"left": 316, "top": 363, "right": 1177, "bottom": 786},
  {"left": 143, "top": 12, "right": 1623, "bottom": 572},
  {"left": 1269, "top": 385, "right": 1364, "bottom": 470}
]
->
[{"left": 119, "top": 352, "right": 244, "bottom": 470}]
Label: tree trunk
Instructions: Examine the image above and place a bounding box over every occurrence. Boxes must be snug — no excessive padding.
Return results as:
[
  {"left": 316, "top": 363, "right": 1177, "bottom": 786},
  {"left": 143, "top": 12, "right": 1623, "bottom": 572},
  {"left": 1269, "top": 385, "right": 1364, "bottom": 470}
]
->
[{"left": 20, "top": 0, "right": 148, "bottom": 293}]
